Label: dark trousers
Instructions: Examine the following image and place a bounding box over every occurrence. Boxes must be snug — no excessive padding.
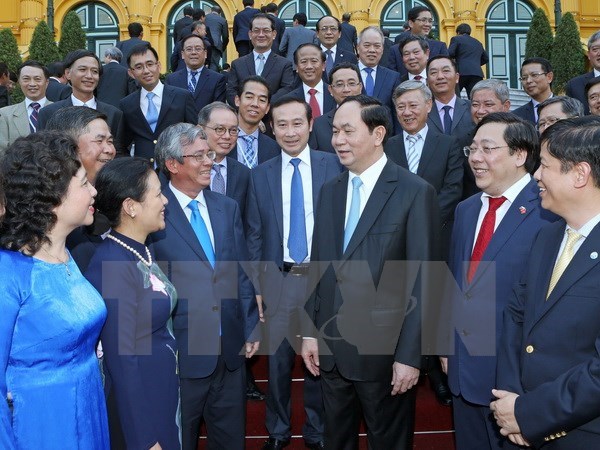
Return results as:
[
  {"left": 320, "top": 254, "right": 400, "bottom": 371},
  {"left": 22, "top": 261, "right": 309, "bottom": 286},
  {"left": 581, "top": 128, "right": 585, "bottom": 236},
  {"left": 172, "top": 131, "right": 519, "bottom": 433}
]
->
[
  {"left": 235, "top": 40, "right": 252, "bottom": 57},
  {"left": 180, "top": 357, "right": 246, "bottom": 450},
  {"left": 321, "top": 365, "right": 416, "bottom": 450},
  {"left": 210, "top": 48, "right": 223, "bottom": 71},
  {"left": 458, "top": 75, "right": 484, "bottom": 99}
]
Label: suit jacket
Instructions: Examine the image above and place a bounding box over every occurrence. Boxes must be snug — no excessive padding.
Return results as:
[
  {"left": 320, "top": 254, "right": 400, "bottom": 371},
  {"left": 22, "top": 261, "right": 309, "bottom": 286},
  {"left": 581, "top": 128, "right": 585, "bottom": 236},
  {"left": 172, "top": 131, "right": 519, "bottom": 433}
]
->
[
  {"left": 165, "top": 67, "right": 226, "bottom": 113},
  {"left": 0, "top": 100, "right": 52, "bottom": 150},
  {"left": 446, "top": 179, "right": 556, "bottom": 406},
  {"left": 229, "top": 132, "right": 280, "bottom": 166},
  {"left": 284, "top": 83, "right": 335, "bottom": 116},
  {"left": 389, "top": 39, "right": 449, "bottom": 78},
  {"left": 205, "top": 12, "right": 229, "bottom": 52},
  {"left": 448, "top": 34, "right": 488, "bottom": 77},
  {"left": 0, "top": 86, "right": 9, "bottom": 108},
  {"left": 245, "top": 150, "right": 343, "bottom": 317},
  {"left": 119, "top": 84, "right": 198, "bottom": 160},
  {"left": 233, "top": 7, "right": 260, "bottom": 43},
  {"left": 149, "top": 186, "right": 257, "bottom": 378},
  {"left": 381, "top": 37, "right": 395, "bottom": 69},
  {"left": 497, "top": 218, "right": 600, "bottom": 446},
  {"left": 220, "top": 156, "right": 251, "bottom": 220},
  {"left": 427, "top": 97, "right": 475, "bottom": 149},
  {"left": 279, "top": 25, "right": 318, "bottom": 65},
  {"left": 339, "top": 22, "right": 357, "bottom": 53},
  {"left": 45, "top": 78, "right": 71, "bottom": 102},
  {"left": 173, "top": 16, "right": 193, "bottom": 45},
  {"left": 565, "top": 71, "right": 597, "bottom": 115},
  {"left": 308, "top": 108, "right": 335, "bottom": 153},
  {"left": 227, "top": 52, "right": 295, "bottom": 106},
  {"left": 305, "top": 160, "right": 440, "bottom": 380},
  {"left": 116, "top": 37, "right": 151, "bottom": 67},
  {"left": 97, "top": 61, "right": 137, "bottom": 108},
  {"left": 320, "top": 46, "right": 358, "bottom": 82},
  {"left": 512, "top": 99, "right": 536, "bottom": 124},
  {"left": 37, "top": 97, "right": 126, "bottom": 154},
  {"left": 269, "top": 14, "right": 287, "bottom": 55},
  {"left": 361, "top": 65, "right": 401, "bottom": 116}
]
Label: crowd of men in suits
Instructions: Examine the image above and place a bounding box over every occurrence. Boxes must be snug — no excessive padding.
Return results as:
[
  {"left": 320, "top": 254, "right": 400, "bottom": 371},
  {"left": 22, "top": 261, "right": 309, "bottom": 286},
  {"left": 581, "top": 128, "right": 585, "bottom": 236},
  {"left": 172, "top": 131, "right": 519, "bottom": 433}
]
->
[{"left": 2, "top": 4, "right": 600, "bottom": 449}]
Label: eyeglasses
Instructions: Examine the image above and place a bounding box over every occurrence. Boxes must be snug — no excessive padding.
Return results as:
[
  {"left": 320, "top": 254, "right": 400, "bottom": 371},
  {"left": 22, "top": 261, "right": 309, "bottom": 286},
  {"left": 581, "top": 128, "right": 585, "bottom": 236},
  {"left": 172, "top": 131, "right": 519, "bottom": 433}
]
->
[
  {"left": 518, "top": 72, "right": 547, "bottom": 82},
  {"left": 204, "top": 125, "right": 239, "bottom": 136},
  {"left": 184, "top": 46, "right": 205, "bottom": 53},
  {"left": 463, "top": 145, "right": 510, "bottom": 157},
  {"left": 182, "top": 150, "right": 217, "bottom": 163},
  {"left": 251, "top": 27, "right": 273, "bottom": 35},
  {"left": 537, "top": 116, "right": 563, "bottom": 131},
  {"left": 131, "top": 61, "right": 158, "bottom": 72},
  {"left": 331, "top": 80, "right": 361, "bottom": 89},
  {"left": 415, "top": 18, "right": 435, "bottom": 24}
]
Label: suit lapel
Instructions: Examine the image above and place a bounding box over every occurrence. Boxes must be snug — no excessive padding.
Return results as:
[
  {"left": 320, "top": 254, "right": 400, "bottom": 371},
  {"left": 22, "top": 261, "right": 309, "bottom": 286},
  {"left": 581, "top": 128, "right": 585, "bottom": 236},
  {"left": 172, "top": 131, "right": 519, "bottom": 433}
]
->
[
  {"left": 261, "top": 53, "right": 276, "bottom": 77},
  {"left": 332, "top": 172, "right": 348, "bottom": 258},
  {"left": 14, "top": 102, "right": 30, "bottom": 136},
  {"left": 156, "top": 87, "right": 174, "bottom": 128},
  {"left": 194, "top": 70, "right": 209, "bottom": 99},
  {"left": 245, "top": 53, "right": 256, "bottom": 76},
  {"left": 451, "top": 99, "right": 469, "bottom": 133},
  {"left": 373, "top": 67, "right": 386, "bottom": 97},
  {"left": 460, "top": 196, "right": 483, "bottom": 286},
  {"left": 428, "top": 108, "right": 443, "bottom": 134},
  {"left": 205, "top": 192, "right": 223, "bottom": 265},
  {"left": 265, "top": 156, "right": 284, "bottom": 241},
  {"left": 416, "top": 131, "right": 437, "bottom": 176},
  {"left": 310, "top": 150, "right": 327, "bottom": 204},
  {"left": 128, "top": 91, "right": 153, "bottom": 134},
  {"left": 225, "top": 158, "right": 236, "bottom": 195}
]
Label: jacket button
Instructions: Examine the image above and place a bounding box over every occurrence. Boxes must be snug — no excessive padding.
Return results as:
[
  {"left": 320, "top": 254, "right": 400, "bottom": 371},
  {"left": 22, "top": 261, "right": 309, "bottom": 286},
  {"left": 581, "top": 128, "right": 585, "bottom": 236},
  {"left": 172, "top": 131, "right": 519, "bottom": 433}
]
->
[
  {"left": 153, "top": 139, "right": 157, "bottom": 144},
  {"left": 526, "top": 345, "right": 534, "bottom": 353},
  {"left": 212, "top": 306, "right": 219, "bottom": 312},
  {"left": 149, "top": 157, "right": 154, "bottom": 163}
]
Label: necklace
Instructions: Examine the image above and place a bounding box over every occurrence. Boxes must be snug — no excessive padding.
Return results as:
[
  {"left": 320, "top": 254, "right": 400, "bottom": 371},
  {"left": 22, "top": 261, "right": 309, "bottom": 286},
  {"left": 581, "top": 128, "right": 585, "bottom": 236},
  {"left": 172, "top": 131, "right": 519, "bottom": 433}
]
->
[
  {"left": 41, "top": 247, "right": 71, "bottom": 276},
  {"left": 106, "top": 233, "right": 152, "bottom": 266}
]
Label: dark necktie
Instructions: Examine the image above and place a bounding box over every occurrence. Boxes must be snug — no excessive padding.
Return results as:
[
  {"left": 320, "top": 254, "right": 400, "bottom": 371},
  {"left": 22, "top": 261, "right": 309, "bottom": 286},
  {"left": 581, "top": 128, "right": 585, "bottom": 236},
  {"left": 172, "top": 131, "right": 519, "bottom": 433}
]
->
[
  {"left": 288, "top": 158, "right": 307, "bottom": 263},
  {"left": 308, "top": 88, "right": 321, "bottom": 119},
  {"left": 29, "top": 102, "right": 41, "bottom": 133},
  {"left": 212, "top": 163, "right": 226, "bottom": 194},
  {"left": 188, "top": 70, "right": 198, "bottom": 93},
  {"left": 414, "top": 75, "right": 423, "bottom": 81},
  {"left": 325, "top": 50, "right": 334, "bottom": 75},
  {"left": 442, "top": 105, "right": 452, "bottom": 135},
  {"left": 364, "top": 67, "right": 374, "bottom": 96},
  {"left": 240, "top": 134, "right": 257, "bottom": 168},
  {"left": 468, "top": 197, "right": 507, "bottom": 282}
]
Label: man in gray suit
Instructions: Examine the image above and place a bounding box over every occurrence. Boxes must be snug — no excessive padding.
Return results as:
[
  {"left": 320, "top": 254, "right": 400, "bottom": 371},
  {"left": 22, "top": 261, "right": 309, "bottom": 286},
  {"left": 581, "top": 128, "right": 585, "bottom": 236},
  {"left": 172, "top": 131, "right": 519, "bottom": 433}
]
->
[
  {"left": 279, "top": 13, "right": 317, "bottom": 68},
  {"left": 204, "top": 5, "right": 229, "bottom": 70}
]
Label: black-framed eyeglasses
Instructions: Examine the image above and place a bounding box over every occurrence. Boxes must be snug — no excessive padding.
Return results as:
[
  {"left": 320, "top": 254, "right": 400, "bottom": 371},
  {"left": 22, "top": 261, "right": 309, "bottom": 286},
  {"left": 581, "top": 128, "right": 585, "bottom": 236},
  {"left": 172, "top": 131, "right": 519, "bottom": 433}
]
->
[
  {"left": 182, "top": 150, "right": 217, "bottom": 163},
  {"left": 203, "top": 125, "right": 239, "bottom": 136},
  {"left": 463, "top": 145, "right": 510, "bottom": 157}
]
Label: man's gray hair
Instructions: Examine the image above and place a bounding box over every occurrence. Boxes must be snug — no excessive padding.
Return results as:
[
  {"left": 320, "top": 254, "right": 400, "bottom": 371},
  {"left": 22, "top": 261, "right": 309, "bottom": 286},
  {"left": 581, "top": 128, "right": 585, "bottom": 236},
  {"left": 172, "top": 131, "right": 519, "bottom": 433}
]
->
[
  {"left": 393, "top": 80, "right": 432, "bottom": 102},
  {"left": 537, "top": 95, "right": 585, "bottom": 118},
  {"left": 588, "top": 31, "right": 600, "bottom": 48},
  {"left": 470, "top": 79, "right": 510, "bottom": 103},
  {"left": 155, "top": 123, "right": 207, "bottom": 177},
  {"left": 358, "top": 26, "right": 384, "bottom": 44},
  {"left": 104, "top": 46, "right": 123, "bottom": 63},
  {"left": 197, "top": 102, "right": 238, "bottom": 126}
]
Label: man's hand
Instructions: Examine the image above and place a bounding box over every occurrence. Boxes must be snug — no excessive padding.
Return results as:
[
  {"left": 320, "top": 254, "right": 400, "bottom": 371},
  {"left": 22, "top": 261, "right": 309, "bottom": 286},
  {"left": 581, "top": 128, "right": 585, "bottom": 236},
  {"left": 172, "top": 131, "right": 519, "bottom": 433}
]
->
[
  {"left": 490, "top": 389, "right": 521, "bottom": 435},
  {"left": 245, "top": 341, "right": 259, "bottom": 358},
  {"left": 391, "top": 362, "right": 419, "bottom": 395},
  {"left": 508, "top": 433, "right": 531, "bottom": 447},
  {"left": 440, "top": 356, "right": 448, "bottom": 374},
  {"left": 301, "top": 338, "right": 320, "bottom": 376},
  {"left": 256, "top": 294, "right": 265, "bottom": 323}
]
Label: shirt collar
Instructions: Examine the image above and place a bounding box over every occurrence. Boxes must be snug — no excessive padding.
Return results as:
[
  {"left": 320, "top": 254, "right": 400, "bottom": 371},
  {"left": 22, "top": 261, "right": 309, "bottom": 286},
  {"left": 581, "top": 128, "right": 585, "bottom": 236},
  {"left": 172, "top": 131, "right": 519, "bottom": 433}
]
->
[
  {"left": 402, "top": 124, "right": 428, "bottom": 141},
  {"left": 480, "top": 173, "right": 531, "bottom": 205},
  {"left": 142, "top": 81, "right": 164, "bottom": 99},
  {"left": 435, "top": 95, "right": 457, "bottom": 112},
  {"left": 281, "top": 146, "right": 311, "bottom": 168},
  {"left": 187, "top": 66, "right": 203, "bottom": 76},
  {"left": 25, "top": 97, "right": 47, "bottom": 108},
  {"left": 409, "top": 69, "right": 427, "bottom": 81},
  {"left": 358, "top": 61, "right": 377, "bottom": 73},
  {"left": 321, "top": 44, "right": 337, "bottom": 54},
  {"left": 71, "top": 94, "right": 97, "bottom": 108},
  {"left": 238, "top": 128, "right": 259, "bottom": 139},
  {"left": 169, "top": 181, "right": 207, "bottom": 209},
  {"left": 571, "top": 212, "right": 600, "bottom": 238},
  {"left": 254, "top": 50, "right": 271, "bottom": 60},
  {"left": 348, "top": 153, "right": 387, "bottom": 188},
  {"left": 303, "top": 80, "right": 324, "bottom": 95}
]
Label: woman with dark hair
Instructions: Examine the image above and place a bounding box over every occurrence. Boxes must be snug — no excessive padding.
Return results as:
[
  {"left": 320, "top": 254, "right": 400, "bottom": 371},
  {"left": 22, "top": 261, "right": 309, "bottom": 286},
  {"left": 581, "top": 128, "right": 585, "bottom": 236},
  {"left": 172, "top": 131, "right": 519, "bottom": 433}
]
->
[
  {"left": 85, "top": 158, "right": 179, "bottom": 450},
  {"left": 0, "top": 131, "right": 109, "bottom": 449}
]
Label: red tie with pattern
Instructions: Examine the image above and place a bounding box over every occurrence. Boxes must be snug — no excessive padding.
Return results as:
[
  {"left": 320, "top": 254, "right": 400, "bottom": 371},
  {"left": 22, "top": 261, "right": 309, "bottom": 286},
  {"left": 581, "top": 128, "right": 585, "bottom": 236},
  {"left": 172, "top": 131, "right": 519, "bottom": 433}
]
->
[
  {"left": 467, "top": 196, "right": 506, "bottom": 282},
  {"left": 308, "top": 88, "right": 321, "bottom": 119}
]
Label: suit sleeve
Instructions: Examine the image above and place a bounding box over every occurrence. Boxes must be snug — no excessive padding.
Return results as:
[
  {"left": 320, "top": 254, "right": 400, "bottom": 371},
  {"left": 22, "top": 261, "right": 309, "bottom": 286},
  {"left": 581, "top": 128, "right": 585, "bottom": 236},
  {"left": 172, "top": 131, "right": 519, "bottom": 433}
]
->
[
  {"left": 438, "top": 42, "right": 449, "bottom": 56},
  {"left": 481, "top": 48, "right": 489, "bottom": 66},
  {"left": 183, "top": 92, "right": 199, "bottom": 124},
  {"left": 111, "top": 108, "right": 129, "bottom": 157},
  {"left": 279, "top": 30, "right": 289, "bottom": 56},
  {"left": 214, "top": 74, "right": 227, "bottom": 103},
  {"left": 448, "top": 37, "right": 457, "bottom": 58},
  {"left": 222, "top": 21, "right": 229, "bottom": 49},
  {"left": 37, "top": 105, "right": 50, "bottom": 131},
  {"left": 226, "top": 63, "right": 240, "bottom": 107},
  {"left": 389, "top": 47, "right": 399, "bottom": 72},
  {"left": 244, "top": 174, "right": 263, "bottom": 294},
  {"left": 437, "top": 137, "right": 464, "bottom": 225},
  {"left": 0, "top": 113, "right": 10, "bottom": 152},
  {"left": 272, "top": 59, "right": 296, "bottom": 102}
]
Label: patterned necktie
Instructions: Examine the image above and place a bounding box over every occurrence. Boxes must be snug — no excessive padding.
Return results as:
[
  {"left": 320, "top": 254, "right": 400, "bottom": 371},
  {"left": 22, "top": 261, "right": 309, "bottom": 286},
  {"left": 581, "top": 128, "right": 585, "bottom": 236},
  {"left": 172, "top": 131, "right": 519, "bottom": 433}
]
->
[
  {"left": 188, "top": 70, "right": 198, "bottom": 93},
  {"left": 212, "top": 163, "right": 226, "bottom": 194},
  {"left": 188, "top": 199, "right": 215, "bottom": 268},
  {"left": 288, "top": 158, "right": 308, "bottom": 264},
  {"left": 257, "top": 53, "right": 266, "bottom": 76},
  {"left": 546, "top": 229, "right": 582, "bottom": 298},
  {"left": 364, "top": 67, "right": 374, "bottom": 96},
  {"left": 146, "top": 92, "right": 159, "bottom": 132},
  {"left": 467, "top": 196, "right": 507, "bottom": 282},
  {"left": 405, "top": 134, "right": 421, "bottom": 173},
  {"left": 240, "top": 134, "right": 257, "bottom": 168},
  {"left": 29, "top": 102, "right": 41, "bottom": 133},
  {"left": 325, "top": 49, "right": 334, "bottom": 75},
  {"left": 414, "top": 75, "right": 423, "bottom": 81},
  {"left": 343, "top": 176, "right": 363, "bottom": 252},
  {"left": 308, "top": 88, "right": 321, "bottom": 119},
  {"left": 442, "top": 105, "right": 452, "bottom": 135}
]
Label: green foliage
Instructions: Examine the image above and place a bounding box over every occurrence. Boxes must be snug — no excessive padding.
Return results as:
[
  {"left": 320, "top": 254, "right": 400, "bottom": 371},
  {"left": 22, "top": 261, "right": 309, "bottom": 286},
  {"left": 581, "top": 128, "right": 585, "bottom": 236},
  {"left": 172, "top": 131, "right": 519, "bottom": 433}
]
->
[
  {"left": 28, "top": 21, "right": 61, "bottom": 66},
  {"left": 10, "top": 84, "right": 24, "bottom": 104},
  {"left": 525, "top": 9, "right": 553, "bottom": 60},
  {"left": 59, "top": 11, "right": 87, "bottom": 58},
  {"left": 0, "top": 28, "right": 22, "bottom": 73},
  {"left": 551, "top": 12, "right": 585, "bottom": 94}
]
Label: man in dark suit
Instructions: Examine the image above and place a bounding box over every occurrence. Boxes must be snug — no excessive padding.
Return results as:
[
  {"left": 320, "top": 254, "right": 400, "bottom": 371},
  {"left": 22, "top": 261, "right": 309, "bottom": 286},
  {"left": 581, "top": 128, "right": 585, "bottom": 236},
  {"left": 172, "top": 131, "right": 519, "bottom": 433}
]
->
[
  {"left": 316, "top": 15, "right": 358, "bottom": 81},
  {"left": 0, "top": 63, "right": 10, "bottom": 108},
  {"left": 492, "top": 116, "right": 600, "bottom": 449},
  {"left": 537, "top": 95, "right": 584, "bottom": 134},
  {"left": 173, "top": 5, "right": 194, "bottom": 47},
  {"left": 302, "top": 95, "right": 440, "bottom": 448},
  {"left": 233, "top": 0, "right": 261, "bottom": 57},
  {"left": 565, "top": 31, "right": 600, "bottom": 114},
  {"left": 150, "top": 123, "right": 259, "bottom": 450},
  {"left": 440, "top": 113, "right": 556, "bottom": 450},
  {"left": 120, "top": 43, "right": 197, "bottom": 161},
  {"left": 45, "top": 61, "right": 72, "bottom": 101},
  {"left": 339, "top": 13, "right": 357, "bottom": 54},
  {"left": 227, "top": 13, "right": 295, "bottom": 106},
  {"left": 398, "top": 36, "right": 429, "bottom": 83},
  {"left": 381, "top": 28, "right": 395, "bottom": 68},
  {"left": 165, "top": 34, "right": 226, "bottom": 114},
  {"left": 512, "top": 57, "right": 554, "bottom": 125},
  {"left": 37, "top": 49, "right": 125, "bottom": 155},
  {"left": 205, "top": 5, "right": 229, "bottom": 70},
  {"left": 586, "top": 76, "right": 600, "bottom": 116},
  {"left": 279, "top": 13, "right": 317, "bottom": 67},
  {"left": 448, "top": 23, "right": 489, "bottom": 98},
  {"left": 230, "top": 76, "right": 280, "bottom": 167},
  {"left": 264, "top": 3, "right": 286, "bottom": 55},
  {"left": 247, "top": 97, "right": 342, "bottom": 450},
  {"left": 284, "top": 44, "right": 335, "bottom": 118},
  {"left": 97, "top": 46, "right": 137, "bottom": 108},
  {"left": 309, "top": 63, "right": 363, "bottom": 153},
  {"left": 170, "top": 22, "right": 214, "bottom": 73},
  {"left": 116, "top": 22, "right": 150, "bottom": 68}
]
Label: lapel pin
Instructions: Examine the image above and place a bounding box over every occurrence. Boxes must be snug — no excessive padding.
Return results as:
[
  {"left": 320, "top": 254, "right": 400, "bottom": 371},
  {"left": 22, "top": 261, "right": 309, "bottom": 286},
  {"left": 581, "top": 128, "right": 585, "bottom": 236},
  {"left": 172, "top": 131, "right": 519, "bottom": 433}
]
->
[
  {"left": 519, "top": 206, "right": 527, "bottom": 214},
  {"left": 591, "top": 252, "right": 598, "bottom": 260}
]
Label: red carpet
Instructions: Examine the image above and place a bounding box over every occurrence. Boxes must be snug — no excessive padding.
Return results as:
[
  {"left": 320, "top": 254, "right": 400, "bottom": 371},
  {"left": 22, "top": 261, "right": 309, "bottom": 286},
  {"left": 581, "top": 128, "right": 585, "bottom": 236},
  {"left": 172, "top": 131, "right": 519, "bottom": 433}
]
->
[{"left": 198, "top": 355, "right": 455, "bottom": 449}]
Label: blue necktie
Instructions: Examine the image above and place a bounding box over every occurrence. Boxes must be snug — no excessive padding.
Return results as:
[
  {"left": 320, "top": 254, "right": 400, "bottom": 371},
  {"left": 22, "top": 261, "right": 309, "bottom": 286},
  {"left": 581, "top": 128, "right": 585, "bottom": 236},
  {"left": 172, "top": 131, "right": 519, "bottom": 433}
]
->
[
  {"left": 240, "top": 134, "right": 257, "bottom": 168},
  {"left": 212, "top": 163, "right": 226, "bottom": 194},
  {"left": 364, "top": 67, "right": 374, "bottom": 96},
  {"left": 325, "top": 50, "right": 334, "bottom": 75},
  {"left": 257, "top": 53, "right": 266, "bottom": 76},
  {"left": 188, "top": 70, "right": 198, "bottom": 93},
  {"left": 146, "top": 92, "right": 159, "bottom": 132},
  {"left": 406, "top": 134, "right": 421, "bottom": 173},
  {"left": 188, "top": 199, "right": 215, "bottom": 267},
  {"left": 29, "top": 102, "right": 40, "bottom": 133},
  {"left": 343, "top": 176, "right": 363, "bottom": 252},
  {"left": 442, "top": 105, "right": 452, "bottom": 135},
  {"left": 288, "top": 158, "right": 308, "bottom": 264}
]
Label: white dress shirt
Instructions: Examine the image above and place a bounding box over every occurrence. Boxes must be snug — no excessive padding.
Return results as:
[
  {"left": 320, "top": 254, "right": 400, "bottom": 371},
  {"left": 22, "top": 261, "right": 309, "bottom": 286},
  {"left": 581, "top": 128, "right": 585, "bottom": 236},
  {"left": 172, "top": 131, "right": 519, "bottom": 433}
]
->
[
  {"left": 402, "top": 124, "right": 429, "bottom": 170},
  {"left": 169, "top": 182, "right": 215, "bottom": 249},
  {"left": 408, "top": 69, "right": 427, "bottom": 83},
  {"left": 302, "top": 80, "right": 325, "bottom": 112},
  {"left": 140, "top": 81, "right": 164, "bottom": 118},
  {"left": 210, "top": 157, "right": 228, "bottom": 192},
  {"left": 71, "top": 94, "right": 97, "bottom": 109},
  {"left": 435, "top": 95, "right": 457, "bottom": 121},
  {"left": 358, "top": 62, "right": 377, "bottom": 86},
  {"left": 556, "top": 213, "right": 600, "bottom": 261},
  {"left": 254, "top": 50, "right": 271, "bottom": 74},
  {"left": 345, "top": 153, "right": 388, "bottom": 225}
]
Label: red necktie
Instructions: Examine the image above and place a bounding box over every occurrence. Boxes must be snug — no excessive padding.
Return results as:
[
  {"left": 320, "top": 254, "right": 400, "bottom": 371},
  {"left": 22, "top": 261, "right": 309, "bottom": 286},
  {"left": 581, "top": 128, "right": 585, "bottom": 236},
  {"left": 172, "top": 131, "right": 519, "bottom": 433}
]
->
[
  {"left": 414, "top": 75, "right": 423, "bottom": 81},
  {"left": 467, "top": 196, "right": 507, "bottom": 282},
  {"left": 308, "top": 88, "right": 321, "bottom": 119}
]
